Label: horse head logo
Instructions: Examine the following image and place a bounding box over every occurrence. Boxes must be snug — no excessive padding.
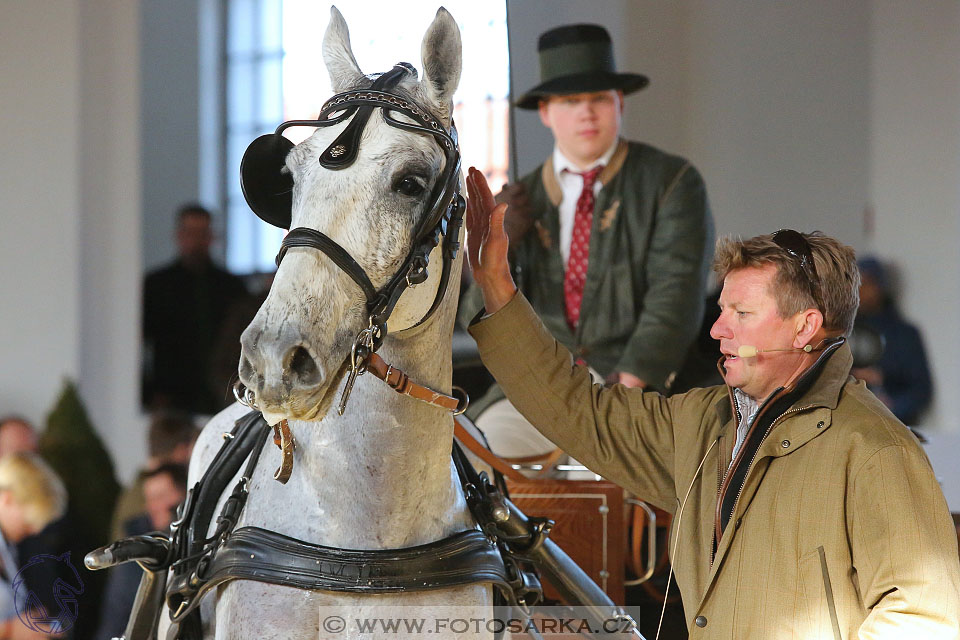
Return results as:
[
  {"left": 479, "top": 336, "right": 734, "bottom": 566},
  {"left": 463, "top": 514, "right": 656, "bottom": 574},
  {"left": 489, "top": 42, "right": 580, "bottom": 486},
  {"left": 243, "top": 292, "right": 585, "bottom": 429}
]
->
[{"left": 12, "top": 552, "right": 84, "bottom": 634}]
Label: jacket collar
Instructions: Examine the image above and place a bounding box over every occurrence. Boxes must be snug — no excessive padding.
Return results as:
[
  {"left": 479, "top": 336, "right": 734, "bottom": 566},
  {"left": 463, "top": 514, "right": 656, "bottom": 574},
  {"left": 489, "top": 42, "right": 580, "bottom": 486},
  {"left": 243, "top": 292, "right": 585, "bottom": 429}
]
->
[
  {"left": 541, "top": 139, "right": 629, "bottom": 207},
  {"left": 713, "top": 338, "right": 853, "bottom": 427}
]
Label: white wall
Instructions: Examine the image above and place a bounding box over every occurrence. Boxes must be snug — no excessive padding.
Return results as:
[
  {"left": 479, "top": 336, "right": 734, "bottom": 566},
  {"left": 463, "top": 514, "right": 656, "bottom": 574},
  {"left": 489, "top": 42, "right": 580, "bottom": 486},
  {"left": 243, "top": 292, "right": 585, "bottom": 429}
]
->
[
  {"left": 140, "top": 0, "right": 204, "bottom": 272},
  {"left": 869, "top": 0, "right": 960, "bottom": 505},
  {"left": 0, "top": 0, "right": 146, "bottom": 483},
  {"left": 681, "top": 1, "right": 872, "bottom": 244},
  {"left": 78, "top": 0, "right": 148, "bottom": 484},
  {"left": 0, "top": 3, "right": 82, "bottom": 422}
]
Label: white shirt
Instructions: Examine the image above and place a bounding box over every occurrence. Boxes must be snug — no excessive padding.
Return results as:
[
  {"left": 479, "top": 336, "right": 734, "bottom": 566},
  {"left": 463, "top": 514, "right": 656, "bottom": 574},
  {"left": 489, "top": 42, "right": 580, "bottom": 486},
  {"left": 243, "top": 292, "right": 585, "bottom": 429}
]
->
[
  {"left": 552, "top": 141, "right": 619, "bottom": 265},
  {"left": 731, "top": 388, "right": 761, "bottom": 466}
]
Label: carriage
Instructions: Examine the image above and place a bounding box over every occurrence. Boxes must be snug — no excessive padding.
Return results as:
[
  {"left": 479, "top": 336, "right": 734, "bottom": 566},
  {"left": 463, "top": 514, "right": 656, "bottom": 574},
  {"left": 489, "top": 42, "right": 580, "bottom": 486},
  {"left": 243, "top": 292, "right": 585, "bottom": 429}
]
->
[{"left": 85, "top": 8, "right": 667, "bottom": 639}]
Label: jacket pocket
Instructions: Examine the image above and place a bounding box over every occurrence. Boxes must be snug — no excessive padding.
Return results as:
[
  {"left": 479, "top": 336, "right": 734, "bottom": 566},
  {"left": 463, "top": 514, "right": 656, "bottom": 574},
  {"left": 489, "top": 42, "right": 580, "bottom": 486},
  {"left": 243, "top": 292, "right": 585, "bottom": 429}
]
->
[{"left": 799, "top": 546, "right": 843, "bottom": 640}]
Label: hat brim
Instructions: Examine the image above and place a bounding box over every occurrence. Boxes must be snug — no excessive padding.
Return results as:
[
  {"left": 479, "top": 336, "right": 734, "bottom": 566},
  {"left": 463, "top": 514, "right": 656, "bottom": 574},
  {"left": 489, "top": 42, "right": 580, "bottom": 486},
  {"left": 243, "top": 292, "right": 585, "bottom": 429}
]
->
[{"left": 515, "top": 72, "right": 649, "bottom": 110}]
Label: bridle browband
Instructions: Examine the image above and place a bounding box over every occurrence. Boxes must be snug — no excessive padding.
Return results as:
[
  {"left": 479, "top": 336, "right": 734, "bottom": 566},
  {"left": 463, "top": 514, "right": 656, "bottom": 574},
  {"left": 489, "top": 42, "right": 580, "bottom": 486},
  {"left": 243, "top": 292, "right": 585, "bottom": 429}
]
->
[{"left": 237, "top": 63, "right": 466, "bottom": 416}]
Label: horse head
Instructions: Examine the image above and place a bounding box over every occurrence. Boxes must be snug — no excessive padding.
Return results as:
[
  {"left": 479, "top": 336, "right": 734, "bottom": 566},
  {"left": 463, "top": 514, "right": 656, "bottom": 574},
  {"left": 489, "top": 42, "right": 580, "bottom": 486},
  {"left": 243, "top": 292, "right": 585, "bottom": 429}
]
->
[{"left": 237, "top": 7, "right": 463, "bottom": 423}]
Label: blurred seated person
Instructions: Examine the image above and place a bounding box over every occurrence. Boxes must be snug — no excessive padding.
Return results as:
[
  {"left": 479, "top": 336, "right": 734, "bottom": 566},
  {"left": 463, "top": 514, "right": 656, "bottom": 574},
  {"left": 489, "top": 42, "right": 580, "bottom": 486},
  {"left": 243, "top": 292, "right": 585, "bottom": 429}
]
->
[
  {"left": 142, "top": 203, "right": 248, "bottom": 415},
  {"left": 110, "top": 412, "right": 196, "bottom": 542},
  {"left": 95, "top": 464, "right": 187, "bottom": 640},
  {"left": 0, "top": 453, "right": 68, "bottom": 640},
  {"left": 852, "top": 257, "right": 932, "bottom": 425},
  {"left": 0, "top": 418, "right": 38, "bottom": 458}
]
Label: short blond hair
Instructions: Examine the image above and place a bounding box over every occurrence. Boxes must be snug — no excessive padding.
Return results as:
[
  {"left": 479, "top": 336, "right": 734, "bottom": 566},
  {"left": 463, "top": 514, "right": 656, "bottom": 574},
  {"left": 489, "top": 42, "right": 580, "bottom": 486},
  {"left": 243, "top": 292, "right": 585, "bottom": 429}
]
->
[
  {"left": 713, "top": 231, "right": 860, "bottom": 335},
  {"left": 0, "top": 453, "right": 67, "bottom": 532}
]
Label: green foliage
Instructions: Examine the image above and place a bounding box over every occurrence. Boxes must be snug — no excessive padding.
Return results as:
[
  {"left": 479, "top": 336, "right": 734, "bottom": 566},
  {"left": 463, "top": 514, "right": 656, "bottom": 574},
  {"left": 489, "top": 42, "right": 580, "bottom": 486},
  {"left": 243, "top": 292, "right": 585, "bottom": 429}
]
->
[{"left": 39, "top": 379, "right": 121, "bottom": 548}]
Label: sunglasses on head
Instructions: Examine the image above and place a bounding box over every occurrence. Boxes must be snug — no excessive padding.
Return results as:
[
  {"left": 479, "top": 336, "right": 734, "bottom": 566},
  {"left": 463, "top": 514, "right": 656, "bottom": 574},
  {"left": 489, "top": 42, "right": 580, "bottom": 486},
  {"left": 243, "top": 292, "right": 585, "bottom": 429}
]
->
[{"left": 772, "top": 229, "right": 822, "bottom": 308}]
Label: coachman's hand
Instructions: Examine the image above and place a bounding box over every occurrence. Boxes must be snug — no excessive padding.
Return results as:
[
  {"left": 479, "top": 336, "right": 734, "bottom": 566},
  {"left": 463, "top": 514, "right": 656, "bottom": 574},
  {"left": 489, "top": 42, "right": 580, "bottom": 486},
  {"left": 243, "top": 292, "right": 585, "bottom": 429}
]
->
[{"left": 465, "top": 167, "right": 517, "bottom": 314}]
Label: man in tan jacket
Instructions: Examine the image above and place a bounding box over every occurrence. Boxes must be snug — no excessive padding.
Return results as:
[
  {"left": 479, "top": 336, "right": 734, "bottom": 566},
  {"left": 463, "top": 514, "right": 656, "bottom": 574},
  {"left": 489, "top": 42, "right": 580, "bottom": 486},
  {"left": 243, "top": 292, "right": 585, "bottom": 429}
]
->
[{"left": 463, "top": 167, "right": 960, "bottom": 638}]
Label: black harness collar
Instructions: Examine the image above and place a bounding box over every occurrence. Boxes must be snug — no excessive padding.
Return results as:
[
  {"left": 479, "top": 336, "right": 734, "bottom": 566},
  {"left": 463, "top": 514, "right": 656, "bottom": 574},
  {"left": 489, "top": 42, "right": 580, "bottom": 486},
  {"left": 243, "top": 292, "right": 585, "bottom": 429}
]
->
[
  {"left": 179, "top": 526, "right": 513, "bottom": 597},
  {"left": 85, "top": 410, "right": 644, "bottom": 639},
  {"left": 87, "top": 410, "right": 541, "bottom": 639}
]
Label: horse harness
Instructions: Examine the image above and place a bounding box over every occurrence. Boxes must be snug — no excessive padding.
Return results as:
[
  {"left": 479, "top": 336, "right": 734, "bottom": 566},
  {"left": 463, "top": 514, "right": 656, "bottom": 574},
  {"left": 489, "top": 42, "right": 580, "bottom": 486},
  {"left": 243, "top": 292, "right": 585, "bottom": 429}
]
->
[
  {"left": 237, "top": 62, "right": 467, "bottom": 420},
  {"left": 84, "top": 66, "right": 559, "bottom": 640},
  {"left": 84, "top": 409, "right": 558, "bottom": 640}
]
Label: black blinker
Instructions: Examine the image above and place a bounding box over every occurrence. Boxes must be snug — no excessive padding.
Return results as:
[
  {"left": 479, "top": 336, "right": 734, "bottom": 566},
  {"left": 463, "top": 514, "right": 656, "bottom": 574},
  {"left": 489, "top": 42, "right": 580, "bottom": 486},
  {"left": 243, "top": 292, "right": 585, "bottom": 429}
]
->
[{"left": 240, "top": 134, "right": 295, "bottom": 229}]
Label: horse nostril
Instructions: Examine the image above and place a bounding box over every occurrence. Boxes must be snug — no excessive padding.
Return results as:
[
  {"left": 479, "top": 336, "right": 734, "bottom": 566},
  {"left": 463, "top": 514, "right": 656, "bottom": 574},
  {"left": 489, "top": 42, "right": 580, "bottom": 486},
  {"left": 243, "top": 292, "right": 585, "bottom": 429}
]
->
[
  {"left": 239, "top": 356, "right": 255, "bottom": 380},
  {"left": 289, "top": 346, "right": 320, "bottom": 384}
]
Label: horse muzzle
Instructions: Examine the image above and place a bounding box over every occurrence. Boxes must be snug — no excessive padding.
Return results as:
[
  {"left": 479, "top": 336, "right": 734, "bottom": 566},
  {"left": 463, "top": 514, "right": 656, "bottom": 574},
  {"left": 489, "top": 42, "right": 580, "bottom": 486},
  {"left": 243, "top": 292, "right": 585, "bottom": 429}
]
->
[{"left": 238, "top": 321, "right": 329, "bottom": 410}]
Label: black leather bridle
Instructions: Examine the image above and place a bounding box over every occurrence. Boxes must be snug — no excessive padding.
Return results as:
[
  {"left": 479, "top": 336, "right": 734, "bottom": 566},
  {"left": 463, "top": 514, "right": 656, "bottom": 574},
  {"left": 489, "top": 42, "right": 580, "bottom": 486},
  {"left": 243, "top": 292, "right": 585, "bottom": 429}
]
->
[{"left": 238, "top": 63, "right": 465, "bottom": 413}]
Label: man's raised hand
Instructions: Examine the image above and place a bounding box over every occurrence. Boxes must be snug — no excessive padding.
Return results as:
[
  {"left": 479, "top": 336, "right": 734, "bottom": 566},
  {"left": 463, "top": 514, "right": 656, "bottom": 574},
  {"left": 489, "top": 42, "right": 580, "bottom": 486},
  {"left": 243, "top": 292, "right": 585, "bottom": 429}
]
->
[{"left": 465, "top": 167, "right": 517, "bottom": 314}]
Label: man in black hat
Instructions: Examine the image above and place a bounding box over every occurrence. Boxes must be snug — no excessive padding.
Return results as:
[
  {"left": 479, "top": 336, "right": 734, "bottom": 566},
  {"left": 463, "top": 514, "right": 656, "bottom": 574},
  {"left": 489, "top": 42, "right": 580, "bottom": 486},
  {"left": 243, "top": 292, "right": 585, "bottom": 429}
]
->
[{"left": 459, "top": 24, "right": 714, "bottom": 461}]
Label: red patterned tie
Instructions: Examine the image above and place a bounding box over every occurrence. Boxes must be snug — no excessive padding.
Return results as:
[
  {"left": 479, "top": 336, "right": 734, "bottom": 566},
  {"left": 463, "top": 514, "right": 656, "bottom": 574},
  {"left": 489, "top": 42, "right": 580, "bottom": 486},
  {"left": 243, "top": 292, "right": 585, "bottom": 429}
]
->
[{"left": 564, "top": 166, "right": 603, "bottom": 330}]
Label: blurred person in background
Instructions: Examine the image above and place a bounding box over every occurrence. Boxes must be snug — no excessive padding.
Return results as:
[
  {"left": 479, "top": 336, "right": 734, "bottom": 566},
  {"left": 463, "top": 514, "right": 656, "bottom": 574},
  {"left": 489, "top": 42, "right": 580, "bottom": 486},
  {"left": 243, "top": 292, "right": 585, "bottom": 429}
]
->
[
  {"left": 142, "top": 203, "right": 248, "bottom": 415},
  {"left": 0, "top": 418, "right": 38, "bottom": 458},
  {"left": 0, "top": 453, "right": 68, "bottom": 640},
  {"left": 109, "top": 412, "right": 196, "bottom": 543},
  {"left": 852, "top": 256, "right": 932, "bottom": 425},
  {"left": 95, "top": 464, "right": 187, "bottom": 640}
]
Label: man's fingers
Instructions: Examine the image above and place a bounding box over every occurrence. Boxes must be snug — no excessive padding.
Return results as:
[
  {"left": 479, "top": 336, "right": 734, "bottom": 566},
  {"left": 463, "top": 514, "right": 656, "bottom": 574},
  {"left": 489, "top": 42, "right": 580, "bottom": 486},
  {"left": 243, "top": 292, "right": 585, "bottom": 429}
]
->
[
  {"left": 465, "top": 167, "right": 513, "bottom": 276},
  {"left": 470, "top": 167, "right": 498, "bottom": 213},
  {"left": 489, "top": 203, "right": 509, "bottom": 241}
]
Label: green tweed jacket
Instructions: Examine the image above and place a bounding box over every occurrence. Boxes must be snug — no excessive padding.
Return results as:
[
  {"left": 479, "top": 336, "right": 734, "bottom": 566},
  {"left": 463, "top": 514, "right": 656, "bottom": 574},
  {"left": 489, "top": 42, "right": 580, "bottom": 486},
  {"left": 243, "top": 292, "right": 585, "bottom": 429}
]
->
[
  {"left": 459, "top": 140, "right": 714, "bottom": 416},
  {"left": 470, "top": 293, "right": 960, "bottom": 638}
]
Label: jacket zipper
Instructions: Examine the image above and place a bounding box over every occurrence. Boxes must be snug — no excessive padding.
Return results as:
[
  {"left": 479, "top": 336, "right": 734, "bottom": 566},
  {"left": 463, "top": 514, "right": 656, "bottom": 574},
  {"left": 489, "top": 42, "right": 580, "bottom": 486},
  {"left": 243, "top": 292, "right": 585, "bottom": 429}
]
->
[
  {"left": 721, "top": 405, "right": 810, "bottom": 546},
  {"left": 711, "top": 460, "right": 722, "bottom": 566},
  {"left": 714, "top": 387, "right": 780, "bottom": 546},
  {"left": 712, "top": 386, "right": 741, "bottom": 566}
]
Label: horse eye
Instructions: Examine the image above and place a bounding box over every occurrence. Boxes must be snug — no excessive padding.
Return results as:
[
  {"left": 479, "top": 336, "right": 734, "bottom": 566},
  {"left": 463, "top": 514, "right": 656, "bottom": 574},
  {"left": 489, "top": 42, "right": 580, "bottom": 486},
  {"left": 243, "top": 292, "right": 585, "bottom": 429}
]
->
[{"left": 395, "top": 176, "right": 426, "bottom": 197}]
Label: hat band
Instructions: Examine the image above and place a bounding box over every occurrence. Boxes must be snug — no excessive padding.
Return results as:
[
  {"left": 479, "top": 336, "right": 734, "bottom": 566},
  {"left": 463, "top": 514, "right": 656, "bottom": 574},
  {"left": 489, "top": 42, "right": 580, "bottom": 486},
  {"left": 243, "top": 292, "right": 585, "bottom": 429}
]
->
[{"left": 540, "top": 42, "right": 615, "bottom": 84}]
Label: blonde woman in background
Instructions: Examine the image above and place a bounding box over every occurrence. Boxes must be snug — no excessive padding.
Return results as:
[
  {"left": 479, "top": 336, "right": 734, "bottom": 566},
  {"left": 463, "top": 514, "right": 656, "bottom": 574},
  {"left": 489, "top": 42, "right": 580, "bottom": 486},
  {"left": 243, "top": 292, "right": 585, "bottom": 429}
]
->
[{"left": 0, "top": 453, "right": 67, "bottom": 640}]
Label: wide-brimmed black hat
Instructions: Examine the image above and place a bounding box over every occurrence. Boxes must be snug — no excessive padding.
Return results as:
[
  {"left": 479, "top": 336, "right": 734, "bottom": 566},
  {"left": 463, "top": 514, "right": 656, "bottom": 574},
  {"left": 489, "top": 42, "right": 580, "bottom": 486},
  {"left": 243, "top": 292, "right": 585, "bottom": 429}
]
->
[{"left": 515, "top": 24, "right": 649, "bottom": 110}]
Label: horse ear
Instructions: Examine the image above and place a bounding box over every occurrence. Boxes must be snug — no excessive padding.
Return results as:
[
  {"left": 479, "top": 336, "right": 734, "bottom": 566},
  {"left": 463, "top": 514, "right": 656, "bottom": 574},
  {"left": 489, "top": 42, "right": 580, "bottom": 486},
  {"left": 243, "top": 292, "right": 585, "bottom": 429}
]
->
[
  {"left": 323, "top": 6, "right": 364, "bottom": 92},
  {"left": 418, "top": 8, "right": 462, "bottom": 122}
]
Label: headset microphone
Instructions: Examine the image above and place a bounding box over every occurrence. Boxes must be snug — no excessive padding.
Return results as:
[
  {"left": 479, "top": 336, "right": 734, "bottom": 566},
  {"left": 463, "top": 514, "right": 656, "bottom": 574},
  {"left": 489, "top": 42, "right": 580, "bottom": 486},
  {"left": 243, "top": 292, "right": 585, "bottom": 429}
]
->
[{"left": 737, "top": 344, "right": 813, "bottom": 358}]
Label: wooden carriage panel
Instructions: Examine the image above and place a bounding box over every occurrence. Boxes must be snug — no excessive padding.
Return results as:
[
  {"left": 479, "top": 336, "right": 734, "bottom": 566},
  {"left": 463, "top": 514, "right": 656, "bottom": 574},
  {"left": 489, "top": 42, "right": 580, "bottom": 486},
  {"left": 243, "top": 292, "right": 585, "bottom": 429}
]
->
[{"left": 506, "top": 478, "right": 625, "bottom": 605}]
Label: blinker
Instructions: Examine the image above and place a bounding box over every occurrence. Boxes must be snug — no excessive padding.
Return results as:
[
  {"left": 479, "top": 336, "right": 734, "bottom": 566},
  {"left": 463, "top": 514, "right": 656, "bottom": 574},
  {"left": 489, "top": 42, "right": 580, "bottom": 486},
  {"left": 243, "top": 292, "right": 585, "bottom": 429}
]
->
[{"left": 239, "top": 134, "right": 295, "bottom": 229}]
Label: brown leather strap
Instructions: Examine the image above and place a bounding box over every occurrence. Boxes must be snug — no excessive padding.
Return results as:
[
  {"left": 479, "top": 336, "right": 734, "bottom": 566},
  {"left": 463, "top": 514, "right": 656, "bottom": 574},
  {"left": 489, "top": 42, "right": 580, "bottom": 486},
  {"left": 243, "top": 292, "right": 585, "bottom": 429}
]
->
[
  {"left": 271, "top": 419, "right": 295, "bottom": 484},
  {"left": 453, "top": 418, "right": 527, "bottom": 482},
  {"left": 365, "top": 352, "right": 462, "bottom": 412}
]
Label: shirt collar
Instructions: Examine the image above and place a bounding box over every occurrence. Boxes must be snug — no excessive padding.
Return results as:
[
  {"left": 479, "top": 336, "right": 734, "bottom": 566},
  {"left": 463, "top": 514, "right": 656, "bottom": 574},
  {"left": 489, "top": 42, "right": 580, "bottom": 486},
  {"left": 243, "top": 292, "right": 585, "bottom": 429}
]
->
[
  {"left": 733, "top": 388, "right": 760, "bottom": 422},
  {"left": 552, "top": 140, "right": 620, "bottom": 181}
]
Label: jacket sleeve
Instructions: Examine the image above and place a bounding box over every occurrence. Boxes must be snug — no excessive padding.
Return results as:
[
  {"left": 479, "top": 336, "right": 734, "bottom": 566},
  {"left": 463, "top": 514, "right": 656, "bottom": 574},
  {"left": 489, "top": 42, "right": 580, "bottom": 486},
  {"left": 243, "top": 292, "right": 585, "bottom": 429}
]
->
[
  {"left": 469, "top": 292, "right": 685, "bottom": 512},
  {"left": 850, "top": 443, "right": 960, "bottom": 638},
  {"left": 615, "top": 163, "right": 714, "bottom": 389}
]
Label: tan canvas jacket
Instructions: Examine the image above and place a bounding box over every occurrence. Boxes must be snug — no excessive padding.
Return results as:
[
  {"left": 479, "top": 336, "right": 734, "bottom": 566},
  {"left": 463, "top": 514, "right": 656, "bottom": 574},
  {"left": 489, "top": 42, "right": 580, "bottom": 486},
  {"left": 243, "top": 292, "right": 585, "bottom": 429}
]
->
[{"left": 470, "top": 293, "right": 960, "bottom": 639}]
